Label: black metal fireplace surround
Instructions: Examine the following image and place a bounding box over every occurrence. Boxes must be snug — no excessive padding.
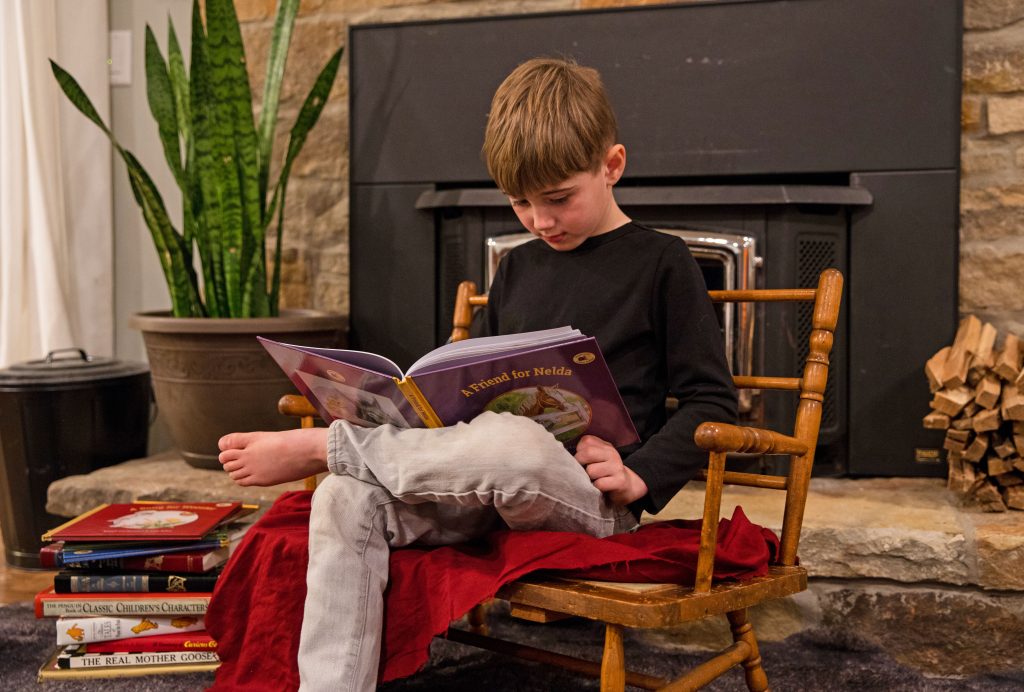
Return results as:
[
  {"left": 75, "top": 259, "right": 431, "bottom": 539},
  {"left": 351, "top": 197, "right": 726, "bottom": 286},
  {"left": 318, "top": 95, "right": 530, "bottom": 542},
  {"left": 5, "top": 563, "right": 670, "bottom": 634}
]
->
[{"left": 347, "top": 0, "right": 961, "bottom": 477}]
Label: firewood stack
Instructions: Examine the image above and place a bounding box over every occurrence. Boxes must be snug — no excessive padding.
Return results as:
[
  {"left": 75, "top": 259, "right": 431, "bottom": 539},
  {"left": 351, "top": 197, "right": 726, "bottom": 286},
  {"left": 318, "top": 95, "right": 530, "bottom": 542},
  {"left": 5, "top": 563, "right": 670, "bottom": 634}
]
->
[{"left": 923, "top": 315, "right": 1024, "bottom": 512}]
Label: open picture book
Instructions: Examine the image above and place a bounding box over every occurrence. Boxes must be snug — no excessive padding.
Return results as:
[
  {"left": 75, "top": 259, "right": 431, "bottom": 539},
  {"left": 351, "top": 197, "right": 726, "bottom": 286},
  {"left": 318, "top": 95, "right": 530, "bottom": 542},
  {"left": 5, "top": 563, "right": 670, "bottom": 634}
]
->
[{"left": 259, "top": 326, "right": 639, "bottom": 447}]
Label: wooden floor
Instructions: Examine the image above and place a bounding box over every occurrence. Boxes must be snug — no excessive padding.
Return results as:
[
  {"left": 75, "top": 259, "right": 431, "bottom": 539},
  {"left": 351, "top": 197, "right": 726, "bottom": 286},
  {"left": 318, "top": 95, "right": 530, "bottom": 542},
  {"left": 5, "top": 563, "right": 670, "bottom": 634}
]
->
[{"left": 0, "top": 533, "right": 56, "bottom": 605}]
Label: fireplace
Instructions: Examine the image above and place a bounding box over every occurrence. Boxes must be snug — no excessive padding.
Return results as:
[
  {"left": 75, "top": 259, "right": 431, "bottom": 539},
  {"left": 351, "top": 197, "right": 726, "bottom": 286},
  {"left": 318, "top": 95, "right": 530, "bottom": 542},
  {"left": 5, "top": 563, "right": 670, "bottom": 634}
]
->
[{"left": 347, "top": 0, "right": 962, "bottom": 476}]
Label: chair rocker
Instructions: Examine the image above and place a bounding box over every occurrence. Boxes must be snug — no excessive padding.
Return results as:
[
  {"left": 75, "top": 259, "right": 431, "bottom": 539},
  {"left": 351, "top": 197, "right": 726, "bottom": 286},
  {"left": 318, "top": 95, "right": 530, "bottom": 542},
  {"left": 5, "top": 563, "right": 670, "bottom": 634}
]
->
[{"left": 278, "top": 267, "right": 844, "bottom": 692}]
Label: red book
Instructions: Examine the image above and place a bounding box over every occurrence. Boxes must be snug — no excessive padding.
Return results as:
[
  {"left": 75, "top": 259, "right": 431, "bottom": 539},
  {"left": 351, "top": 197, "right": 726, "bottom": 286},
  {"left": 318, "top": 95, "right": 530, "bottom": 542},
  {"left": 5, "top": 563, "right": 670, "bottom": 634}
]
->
[
  {"left": 83, "top": 630, "right": 217, "bottom": 653},
  {"left": 42, "top": 501, "right": 250, "bottom": 542}
]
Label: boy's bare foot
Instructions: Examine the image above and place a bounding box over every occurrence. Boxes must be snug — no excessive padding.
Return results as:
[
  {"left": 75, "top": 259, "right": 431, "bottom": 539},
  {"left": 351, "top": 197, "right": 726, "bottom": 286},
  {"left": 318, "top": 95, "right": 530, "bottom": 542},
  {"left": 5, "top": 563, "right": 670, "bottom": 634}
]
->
[{"left": 217, "top": 428, "right": 329, "bottom": 486}]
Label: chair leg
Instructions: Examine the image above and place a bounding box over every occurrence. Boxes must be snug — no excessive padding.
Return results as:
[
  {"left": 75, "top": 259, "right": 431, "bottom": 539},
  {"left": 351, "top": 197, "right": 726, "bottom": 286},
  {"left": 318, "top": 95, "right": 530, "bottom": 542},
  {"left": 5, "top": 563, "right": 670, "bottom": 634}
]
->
[
  {"left": 468, "top": 602, "right": 489, "bottom": 635},
  {"left": 727, "top": 609, "right": 769, "bottom": 692},
  {"left": 600, "top": 623, "right": 626, "bottom": 692}
]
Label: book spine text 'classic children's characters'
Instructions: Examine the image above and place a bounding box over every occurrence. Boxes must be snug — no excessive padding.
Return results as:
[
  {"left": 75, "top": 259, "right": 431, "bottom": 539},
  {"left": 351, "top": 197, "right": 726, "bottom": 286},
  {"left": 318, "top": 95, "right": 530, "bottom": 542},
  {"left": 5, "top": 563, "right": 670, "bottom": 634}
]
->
[{"left": 36, "top": 587, "right": 211, "bottom": 618}]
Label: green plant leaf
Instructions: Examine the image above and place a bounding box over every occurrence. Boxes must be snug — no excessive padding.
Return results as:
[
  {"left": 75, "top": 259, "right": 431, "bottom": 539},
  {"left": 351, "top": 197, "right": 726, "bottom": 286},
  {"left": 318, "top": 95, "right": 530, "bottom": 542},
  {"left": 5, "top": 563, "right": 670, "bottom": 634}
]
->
[
  {"left": 144, "top": 26, "right": 184, "bottom": 188},
  {"left": 206, "top": 0, "right": 263, "bottom": 317},
  {"left": 166, "top": 19, "right": 197, "bottom": 252},
  {"left": 264, "top": 46, "right": 343, "bottom": 312},
  {"left": 49, "top": 60, "right": 112, "bottom": 138},
  {"left": 257, "top": 0, "right": 299, "bottom": 205},
  {"left": 189, "top": 1, "right": 231, "bottom": 317},
  {"left": 123, "top": 151, "right": 204, "bottom": 317},
  {"left": 50, "top": 58, "right": 202, "bottom": 317}
]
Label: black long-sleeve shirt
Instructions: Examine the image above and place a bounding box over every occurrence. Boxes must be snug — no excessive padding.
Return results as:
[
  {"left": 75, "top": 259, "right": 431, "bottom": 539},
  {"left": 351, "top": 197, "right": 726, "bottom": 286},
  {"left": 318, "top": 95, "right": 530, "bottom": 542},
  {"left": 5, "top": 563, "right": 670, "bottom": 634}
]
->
[{"left": 484, "top": 222, "right": 738, "bottom": 516}]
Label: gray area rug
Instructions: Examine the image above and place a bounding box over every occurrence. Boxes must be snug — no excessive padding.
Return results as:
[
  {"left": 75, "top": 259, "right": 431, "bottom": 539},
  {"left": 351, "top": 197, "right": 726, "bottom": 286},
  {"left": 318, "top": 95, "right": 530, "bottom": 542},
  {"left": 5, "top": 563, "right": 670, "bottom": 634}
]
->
[{"left": 4, "top": 602, "right": 1022, "bottom": 691}]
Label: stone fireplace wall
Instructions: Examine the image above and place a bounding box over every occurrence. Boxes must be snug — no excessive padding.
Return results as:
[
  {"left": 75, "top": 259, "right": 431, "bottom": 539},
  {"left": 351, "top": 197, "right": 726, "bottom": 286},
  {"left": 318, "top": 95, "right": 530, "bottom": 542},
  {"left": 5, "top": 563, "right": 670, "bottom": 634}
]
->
[{"left": 236, "top": 0, "right": 1023, "bottom": 338}]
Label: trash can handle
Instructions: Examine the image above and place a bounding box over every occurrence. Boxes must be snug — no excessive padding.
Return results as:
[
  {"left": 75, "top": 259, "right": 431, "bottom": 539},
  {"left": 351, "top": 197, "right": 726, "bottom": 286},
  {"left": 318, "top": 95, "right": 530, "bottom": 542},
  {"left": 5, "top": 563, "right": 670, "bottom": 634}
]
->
[{"left": 44, "top": 348, "right": 91, "bottom": 363}]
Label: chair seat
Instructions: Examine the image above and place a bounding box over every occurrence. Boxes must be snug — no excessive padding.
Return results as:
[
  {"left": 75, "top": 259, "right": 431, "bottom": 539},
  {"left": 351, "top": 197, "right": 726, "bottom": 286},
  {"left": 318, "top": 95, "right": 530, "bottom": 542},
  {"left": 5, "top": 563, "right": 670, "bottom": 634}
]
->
[{"left": 497, "top": 565, "right": 807, "bottom": 629}]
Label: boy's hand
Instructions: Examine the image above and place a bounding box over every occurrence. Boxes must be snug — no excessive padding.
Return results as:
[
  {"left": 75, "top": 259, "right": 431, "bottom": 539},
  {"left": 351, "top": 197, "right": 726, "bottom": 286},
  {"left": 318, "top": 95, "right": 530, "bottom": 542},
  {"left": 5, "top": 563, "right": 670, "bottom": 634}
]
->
[{"left": 574, "top": 435, "right": 649, "bottom": 506}]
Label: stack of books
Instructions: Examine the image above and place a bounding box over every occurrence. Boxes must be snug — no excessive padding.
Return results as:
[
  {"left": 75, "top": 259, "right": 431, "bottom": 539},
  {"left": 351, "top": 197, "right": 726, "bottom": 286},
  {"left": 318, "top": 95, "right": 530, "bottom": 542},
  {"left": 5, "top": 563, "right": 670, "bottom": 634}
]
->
[{"left": 34, "top": 500, "right": 255, "bottom": 680}]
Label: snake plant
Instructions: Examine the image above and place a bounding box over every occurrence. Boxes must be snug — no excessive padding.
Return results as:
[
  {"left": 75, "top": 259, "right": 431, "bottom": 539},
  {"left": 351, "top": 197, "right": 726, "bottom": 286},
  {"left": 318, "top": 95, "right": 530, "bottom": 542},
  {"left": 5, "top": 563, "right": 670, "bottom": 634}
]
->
[{"left": 51, "top": 0, "right": 343, "bottom": 317}]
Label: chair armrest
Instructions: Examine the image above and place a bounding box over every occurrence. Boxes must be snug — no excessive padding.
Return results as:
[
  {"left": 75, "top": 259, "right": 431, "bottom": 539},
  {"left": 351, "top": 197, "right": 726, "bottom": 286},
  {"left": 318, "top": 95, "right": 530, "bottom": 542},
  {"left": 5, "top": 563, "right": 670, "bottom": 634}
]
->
[{"left": 694, "top": 422, "right": 808, "bottom": 456}]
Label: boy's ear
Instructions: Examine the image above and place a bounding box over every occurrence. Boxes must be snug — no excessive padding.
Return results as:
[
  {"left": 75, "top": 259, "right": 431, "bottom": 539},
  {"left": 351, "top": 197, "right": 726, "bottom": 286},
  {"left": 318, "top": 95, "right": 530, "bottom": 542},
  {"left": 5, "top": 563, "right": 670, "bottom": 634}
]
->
[{"left": 603, "top": 144, "right": 627, "bottom": 185}]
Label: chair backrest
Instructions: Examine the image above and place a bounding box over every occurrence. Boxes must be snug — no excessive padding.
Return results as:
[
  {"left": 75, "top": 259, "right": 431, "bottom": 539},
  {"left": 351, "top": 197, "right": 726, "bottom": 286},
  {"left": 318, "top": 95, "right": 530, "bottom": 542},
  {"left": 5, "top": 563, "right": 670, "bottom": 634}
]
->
[{"left": 449, "top": 269, "right": 843, "bottom": 573}]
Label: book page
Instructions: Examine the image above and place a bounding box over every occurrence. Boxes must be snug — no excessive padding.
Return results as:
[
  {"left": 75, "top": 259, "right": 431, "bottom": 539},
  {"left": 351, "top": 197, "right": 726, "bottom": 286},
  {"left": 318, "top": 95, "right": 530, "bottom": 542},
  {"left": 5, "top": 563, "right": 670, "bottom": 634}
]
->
[
  {"left": 407, "top": 326, "right": 581, "bottom": 376},
  {"left": 259, "top": 337, "right": 420, "bottom": 427}
]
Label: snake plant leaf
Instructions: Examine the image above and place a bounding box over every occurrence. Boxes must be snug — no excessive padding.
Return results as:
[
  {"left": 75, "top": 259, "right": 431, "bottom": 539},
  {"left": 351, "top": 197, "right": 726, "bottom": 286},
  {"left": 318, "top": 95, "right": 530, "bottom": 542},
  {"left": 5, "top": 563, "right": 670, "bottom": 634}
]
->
[
  {"left": 189, "top": 3, "right": 231, "bottom": 317},
  {"left": 50, "top": 58, "right": 202, "bottom": 317},
  {"left": 122, "top": 151, "right": 204, "bottom": 317},
  {"left": 205, "top": 0, "right": 263, "bottom": 317},
  {"left": 264, "top": 46, "right": 343, "bottom": 312},
  {"left": 257, "top": 0, "right": 299, "bottom": 205},
  {"left": 166, "top": 20, "right": 196, "bottom": 248},
  {"left": 49, "top": 60, "right": 112, "bottom": 138},
  {"left": 144, "top": 26, "right": 184, "bottom": 187},
  {"left": 166, "top": 20, "right": 191, "bottom": 154}
]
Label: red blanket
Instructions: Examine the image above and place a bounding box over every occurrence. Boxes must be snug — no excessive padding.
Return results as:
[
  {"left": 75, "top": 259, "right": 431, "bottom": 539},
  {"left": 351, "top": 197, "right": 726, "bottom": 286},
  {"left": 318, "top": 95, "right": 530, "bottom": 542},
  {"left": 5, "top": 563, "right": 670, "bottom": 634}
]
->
[{"left": 206, "top": 491, "right": 778, "bottom": 691}]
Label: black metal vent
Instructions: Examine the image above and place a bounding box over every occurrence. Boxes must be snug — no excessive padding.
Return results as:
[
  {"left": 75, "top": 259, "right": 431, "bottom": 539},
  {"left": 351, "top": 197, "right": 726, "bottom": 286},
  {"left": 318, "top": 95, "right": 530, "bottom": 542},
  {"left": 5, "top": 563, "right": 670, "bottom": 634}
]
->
[{"left": 797, "top": 238, "right": 839, "bottom": 430}]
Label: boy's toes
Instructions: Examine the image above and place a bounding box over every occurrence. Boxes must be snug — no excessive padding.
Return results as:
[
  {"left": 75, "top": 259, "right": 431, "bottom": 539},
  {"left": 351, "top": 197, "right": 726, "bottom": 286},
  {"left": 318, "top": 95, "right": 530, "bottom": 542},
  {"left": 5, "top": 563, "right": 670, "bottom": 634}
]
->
[{"left": 218, "top": 431, "right": 252, "bottom": 452}]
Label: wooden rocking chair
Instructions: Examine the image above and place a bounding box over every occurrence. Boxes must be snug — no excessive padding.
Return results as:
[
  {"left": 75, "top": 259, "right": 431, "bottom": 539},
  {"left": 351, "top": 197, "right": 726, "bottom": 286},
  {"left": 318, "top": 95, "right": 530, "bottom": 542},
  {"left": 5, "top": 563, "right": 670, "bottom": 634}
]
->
[{"left": 278, "top": 267, "right": 843, "bottom": 691}]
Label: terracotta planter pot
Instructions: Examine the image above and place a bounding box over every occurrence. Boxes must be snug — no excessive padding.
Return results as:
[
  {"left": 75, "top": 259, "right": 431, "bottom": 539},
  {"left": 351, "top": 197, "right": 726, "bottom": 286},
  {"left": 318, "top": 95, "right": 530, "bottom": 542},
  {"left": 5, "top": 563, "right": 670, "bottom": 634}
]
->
[{"left": 129, "top": 310, "right": 345, "bottom": 470}]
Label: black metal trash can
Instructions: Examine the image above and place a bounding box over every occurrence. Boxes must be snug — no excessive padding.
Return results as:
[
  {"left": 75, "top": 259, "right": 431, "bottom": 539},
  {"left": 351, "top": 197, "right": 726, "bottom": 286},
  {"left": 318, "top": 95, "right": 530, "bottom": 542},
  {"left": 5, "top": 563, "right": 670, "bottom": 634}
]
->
[{"left": 0, "top": 349, "right": 150, "bottom": 568}]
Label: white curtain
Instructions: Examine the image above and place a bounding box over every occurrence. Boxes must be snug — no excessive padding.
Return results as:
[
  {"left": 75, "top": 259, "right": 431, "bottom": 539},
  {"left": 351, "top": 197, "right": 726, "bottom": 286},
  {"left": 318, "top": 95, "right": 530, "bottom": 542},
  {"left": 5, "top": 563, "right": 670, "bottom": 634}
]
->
[{"left": 0, "top": 0, "right": 111, "bottom": 368}]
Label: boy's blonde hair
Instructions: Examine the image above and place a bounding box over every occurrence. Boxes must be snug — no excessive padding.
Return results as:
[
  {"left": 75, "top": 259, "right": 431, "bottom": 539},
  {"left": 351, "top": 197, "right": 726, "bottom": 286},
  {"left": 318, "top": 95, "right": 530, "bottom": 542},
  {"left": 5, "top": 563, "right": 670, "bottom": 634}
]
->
[{"left": 483, "top": 58, "right": 618, "bottom": 198}]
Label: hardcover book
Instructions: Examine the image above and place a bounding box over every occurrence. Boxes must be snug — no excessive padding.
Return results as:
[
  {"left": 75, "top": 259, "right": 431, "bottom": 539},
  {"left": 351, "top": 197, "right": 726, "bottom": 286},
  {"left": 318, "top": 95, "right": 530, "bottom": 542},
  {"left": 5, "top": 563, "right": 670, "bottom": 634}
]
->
[
  {"left": 260, "top": 326, "right": 639, "bottom": 447},
  {"left": 54, "top": 570, "right": 220, "bottom": 594},
  {"left": 38, "top": 647, "right": 219, "bottom": 680},
  {"left": 55, "top": 613, "right": 207, "bottom": 645},
  {"left": 43, "top": 545, "right": 230, "bottom": 573},
  {"left": 83, "top": 631, "right": 217, "bottom": 654},
  {"left": 55, "top": 644, "right": 219, "bottom": 669},
  {"left": 42, "top": 502, "right": 253, "bottom": 543},
  {"left": 35, "top": 587, "right": 211, "bottom": 619}
]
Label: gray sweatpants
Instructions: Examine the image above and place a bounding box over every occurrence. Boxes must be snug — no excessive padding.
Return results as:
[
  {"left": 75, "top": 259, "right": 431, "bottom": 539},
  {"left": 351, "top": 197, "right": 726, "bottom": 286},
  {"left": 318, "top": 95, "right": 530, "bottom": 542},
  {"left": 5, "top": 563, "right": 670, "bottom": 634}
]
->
[{"left": 296, "top": 411, "right": 637, "bottom": 691}]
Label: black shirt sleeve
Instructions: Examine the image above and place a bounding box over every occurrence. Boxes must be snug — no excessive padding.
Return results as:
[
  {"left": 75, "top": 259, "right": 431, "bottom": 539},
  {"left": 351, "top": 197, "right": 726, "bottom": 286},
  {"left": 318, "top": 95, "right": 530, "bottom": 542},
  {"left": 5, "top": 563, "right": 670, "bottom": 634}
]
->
[{"left": 623, "top": 240, "right": 738, "bottom": 515}]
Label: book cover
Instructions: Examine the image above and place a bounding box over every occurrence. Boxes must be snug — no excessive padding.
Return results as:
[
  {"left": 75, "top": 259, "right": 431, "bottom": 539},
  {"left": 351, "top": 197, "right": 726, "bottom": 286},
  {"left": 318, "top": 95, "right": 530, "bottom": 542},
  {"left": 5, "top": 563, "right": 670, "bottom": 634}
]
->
[
  {"left": 44, "top": 545, "right": 230, "bottom": 573},
  {"left": 54, "top": 570, "right": 220, "bottom": 594},
  {"left": 56, "top": 644, "right": 219, "bottom": 669},
  {"left": 35, "top": 586, "right": 211, "bottom": 618},
  {"left": 38, "top": 647, "right": 219, "bottom": 680},
  {"left": 42, "top": 501, "right": 252, "bottom": 543},
  {"left": 55, "top": 613, "right": 207, "bottom": 645},
  {"left": 84, "top": 630, "right": 217, "bottom": 654},
  {"left": 260, "top": 326, "right": 639, "bottom": 447}
]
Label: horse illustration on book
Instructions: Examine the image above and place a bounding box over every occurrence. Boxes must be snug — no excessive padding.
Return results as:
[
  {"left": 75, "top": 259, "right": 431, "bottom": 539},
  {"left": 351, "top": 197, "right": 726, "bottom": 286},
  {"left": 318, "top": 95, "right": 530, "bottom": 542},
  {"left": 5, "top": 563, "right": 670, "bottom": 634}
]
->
[{"left": 486, "top": 384, "right": 592, "bottom": 442}]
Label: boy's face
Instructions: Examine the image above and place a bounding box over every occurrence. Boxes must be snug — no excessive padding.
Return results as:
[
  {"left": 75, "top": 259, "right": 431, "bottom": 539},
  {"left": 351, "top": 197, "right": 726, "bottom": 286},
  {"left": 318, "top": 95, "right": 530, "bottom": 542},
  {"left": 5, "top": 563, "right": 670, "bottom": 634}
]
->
[{"left": 506, "top": 145, "right": 628, "bottom": 251}]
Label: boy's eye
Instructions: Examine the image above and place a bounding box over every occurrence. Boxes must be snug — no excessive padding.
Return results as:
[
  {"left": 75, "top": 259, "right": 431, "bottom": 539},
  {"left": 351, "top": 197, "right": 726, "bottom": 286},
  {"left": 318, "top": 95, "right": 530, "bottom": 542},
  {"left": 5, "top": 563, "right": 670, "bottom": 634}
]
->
[
  {"left": 510, "top": 199, "right": 529, "bottom": 208},
  {"left": 548, "top": 196, "right": 569, "bottom": 205}
]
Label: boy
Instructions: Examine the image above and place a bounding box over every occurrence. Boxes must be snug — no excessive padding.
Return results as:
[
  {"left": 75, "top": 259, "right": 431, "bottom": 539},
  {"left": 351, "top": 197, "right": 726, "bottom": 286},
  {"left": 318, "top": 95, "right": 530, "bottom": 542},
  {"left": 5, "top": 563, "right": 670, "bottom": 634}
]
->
[{"left": 218, "top": 58, "right": 736, "bottom": 691}]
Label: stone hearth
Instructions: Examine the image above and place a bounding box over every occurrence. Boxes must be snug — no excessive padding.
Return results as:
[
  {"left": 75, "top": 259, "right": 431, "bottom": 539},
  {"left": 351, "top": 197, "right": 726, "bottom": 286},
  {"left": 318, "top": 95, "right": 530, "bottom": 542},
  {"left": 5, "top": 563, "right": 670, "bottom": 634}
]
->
[{"left": 47, "top": 459, "right": 1024, "bottom": 677}]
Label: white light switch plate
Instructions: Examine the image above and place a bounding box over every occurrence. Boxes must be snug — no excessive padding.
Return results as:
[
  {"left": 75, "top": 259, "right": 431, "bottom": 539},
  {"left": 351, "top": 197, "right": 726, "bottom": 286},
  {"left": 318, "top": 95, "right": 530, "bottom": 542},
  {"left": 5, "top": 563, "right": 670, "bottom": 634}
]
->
[{"left": 109, "top": 30, "right": 131, "bottom": 86}]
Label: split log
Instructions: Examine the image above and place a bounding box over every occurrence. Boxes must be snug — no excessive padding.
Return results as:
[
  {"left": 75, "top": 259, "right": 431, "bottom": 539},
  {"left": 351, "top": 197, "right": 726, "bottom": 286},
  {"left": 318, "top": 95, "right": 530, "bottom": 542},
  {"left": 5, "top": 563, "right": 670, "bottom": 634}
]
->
[
  {"left": 973, "top": 407, "right": 1001, "bottom": 433},
  {"left": 930, "top": 386, "right": 974, "bottom": 417},
  {"left": 941, "top": 315, "right": 982, "bottom": 388},
  {"left": 974, "top": 374, "right": 1002, "bottom": 409},
  {"left": 988, "top": 456, "right": 1016, "bottom": 476},
  {"left": 994, "top": 334, "right": 1021, "bottom": 381},
  {"left": 923, "top": 411, "right": 951, "bottom": 429},
  {"left": 970, "top": 322, "right": 999, "bottom": 375},
  {"left": 1005, "top": 486, "right": 1024, "bottom": 510},
  {"left": 925, "top": 346, "right": 950, "bottom": 393},
  {"left": 1002, "top": 385, "right": 1024, "bottom": 421},
  {"left": 962, "top": 433, "right": 989, "bottom": 462}
]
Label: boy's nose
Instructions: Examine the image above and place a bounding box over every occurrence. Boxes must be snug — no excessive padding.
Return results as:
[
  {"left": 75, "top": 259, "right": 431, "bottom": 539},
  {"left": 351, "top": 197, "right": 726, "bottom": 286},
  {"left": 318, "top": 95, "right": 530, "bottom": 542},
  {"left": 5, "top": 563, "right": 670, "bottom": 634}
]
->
[{"left": 532, "top": 209, "right": 555, "bottom": 231}]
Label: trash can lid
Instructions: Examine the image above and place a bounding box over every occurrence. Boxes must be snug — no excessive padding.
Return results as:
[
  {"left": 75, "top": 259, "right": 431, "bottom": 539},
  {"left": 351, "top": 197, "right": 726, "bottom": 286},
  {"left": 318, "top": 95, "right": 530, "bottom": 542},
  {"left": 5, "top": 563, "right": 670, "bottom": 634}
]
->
[{"left": 0, "top": 348, "right": 149, "bottom": 387}]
